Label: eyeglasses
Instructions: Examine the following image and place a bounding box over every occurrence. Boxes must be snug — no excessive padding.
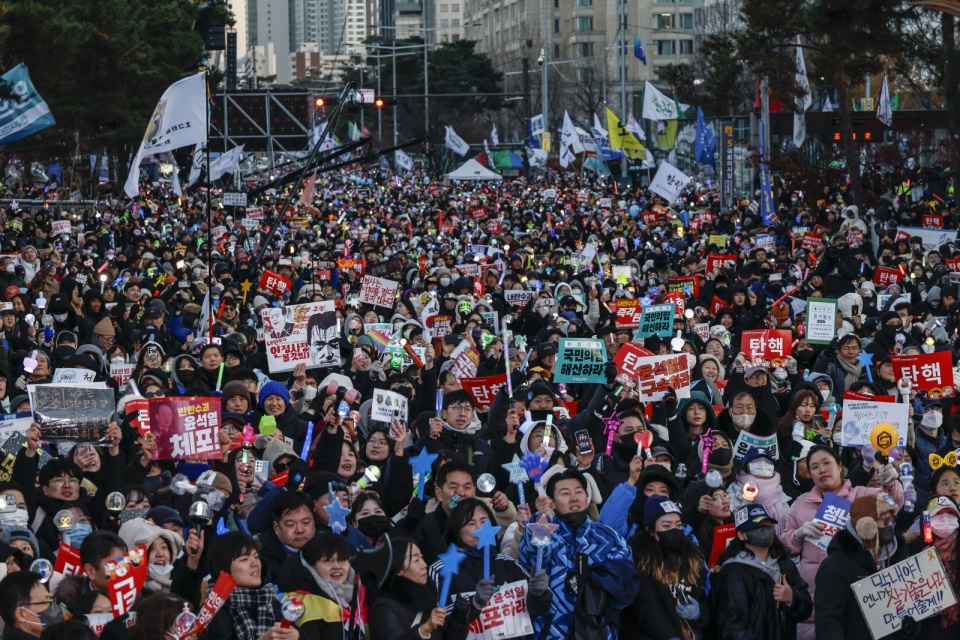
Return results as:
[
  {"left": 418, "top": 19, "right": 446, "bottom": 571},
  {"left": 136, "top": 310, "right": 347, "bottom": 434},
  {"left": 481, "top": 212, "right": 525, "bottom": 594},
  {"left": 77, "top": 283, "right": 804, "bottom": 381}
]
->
[
  {"left": 367, "top": 438, "right": 389, "bottom": 446},
  {"left": 50, "top": 477, "right": 80, "bottom": 487},
  {"left": 877, "top": 514, "right": 897, "bottom": 526},
  {"left": 446, "top": 405, "right": 473, "bottom": 414}
]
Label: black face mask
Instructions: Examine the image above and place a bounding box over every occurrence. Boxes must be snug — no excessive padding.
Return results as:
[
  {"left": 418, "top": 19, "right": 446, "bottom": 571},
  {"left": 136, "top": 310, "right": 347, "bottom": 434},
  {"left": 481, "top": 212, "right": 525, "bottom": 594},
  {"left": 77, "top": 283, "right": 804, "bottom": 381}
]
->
[
  {"left": 708, "top": 448, "right": 733, "bottom": 466},
  {"left": 356, "top": 514, "right": 391, "bottom": 539},
  {"left": 881, "top": 324, "right": 900, "bottom": 338},
  {"left": 657, "top": 529, "right": 685, "bottom": 551},
  {"left": 745, "top": 527, "right": 776, "bottom": 548},
  {"left": 178, "top": 369, "right": 196, "bottom": 385},
  {"left": 527, "top": 410, "right": 552, "bottom": 423},
  {"left": 877, "top": 524, "right": 895, "bottom": 546},
  {"left": 795, "top": 348, "right": 815, "bottom": 365},
  {"left": 556, "top": 510, "right": 588, "bottom": 530},
  {"left": 612, "top": 439, "right": 637, "bottom": 462}
]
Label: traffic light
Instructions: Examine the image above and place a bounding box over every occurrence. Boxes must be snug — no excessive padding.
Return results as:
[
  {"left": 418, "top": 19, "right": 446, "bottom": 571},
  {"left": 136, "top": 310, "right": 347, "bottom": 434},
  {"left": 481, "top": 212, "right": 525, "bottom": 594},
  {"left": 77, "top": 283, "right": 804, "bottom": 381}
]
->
[
  {"left": 374, "top": 97, "right": 397, "bottom": 107},
  {"left": 374, "top": 97, "right": 385, "bottom": 108},
  {"left": 313, "top": 97, "right": 337, "bottom": 109}
]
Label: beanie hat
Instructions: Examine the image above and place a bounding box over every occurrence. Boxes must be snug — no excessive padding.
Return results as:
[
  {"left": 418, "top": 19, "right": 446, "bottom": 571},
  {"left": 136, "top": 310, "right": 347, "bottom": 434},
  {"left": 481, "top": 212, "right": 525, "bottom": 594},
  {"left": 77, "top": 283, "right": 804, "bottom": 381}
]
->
[
  {"left": 118, "top": 518, "right": 183, "bottom": 558},
  {"left": 93, "top": 317, "right": 115, "bottom": 337},
  {"left": 0, "top": 526, "right": 39, "bottom": 559},
  {"left": 222, "top": 380, "right": 252, "bottom": 408},
  {"left": 264, "top": 438, "right": 298, "bottom": 475},
  {"left": 643, "top": 494, "right": 681, "bottom": 528},
  {"left": 258, "top": 381, "right": 290, "bottom": 409},
  {"left": 849, "top": 493, "right": 896, "bottom": 550}
]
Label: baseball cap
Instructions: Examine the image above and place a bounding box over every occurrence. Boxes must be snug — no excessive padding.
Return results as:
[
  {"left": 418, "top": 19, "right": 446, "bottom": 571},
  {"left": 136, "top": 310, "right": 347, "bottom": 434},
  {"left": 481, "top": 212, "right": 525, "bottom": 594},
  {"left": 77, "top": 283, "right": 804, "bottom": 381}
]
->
[
  {"left": 146, "top": 506, "right": 185, "bottom": 527},
  {"left": 741, "top": 446, "right": 776, "bottom": 467},
  {"left": 734, "top": 504, "right": 777, "bottom": 531}
]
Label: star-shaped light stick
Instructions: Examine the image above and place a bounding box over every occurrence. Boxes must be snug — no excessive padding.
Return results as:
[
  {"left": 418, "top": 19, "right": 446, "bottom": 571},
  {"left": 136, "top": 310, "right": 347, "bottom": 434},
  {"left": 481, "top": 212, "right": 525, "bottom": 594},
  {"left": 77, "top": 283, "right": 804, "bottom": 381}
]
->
[
  {"left": 529, "top": 514, "right": 559, "bottom": 571},
  {"left": 857, "top": 350, "right": 874, "bottom": 382},
  {"left": 473, "top": 519, "right": 502, "bottom": 580},
  {"left": 699, "top": 428, "right": 716, "bottom": 475},
  {"left": 602, "top": 416, "right": 623, "bottom": 456},
  {"left": 502, "top": 454, "right": 529, "bottom": 507},
  {"left": 409, "top": 447, "right": 439, "bottom": 501},
  {"left": 436, "top": 543, "right": 467, "bottom": 607},
  {"left": 323, "top": 487, "right": 351, "bottom": 534}
]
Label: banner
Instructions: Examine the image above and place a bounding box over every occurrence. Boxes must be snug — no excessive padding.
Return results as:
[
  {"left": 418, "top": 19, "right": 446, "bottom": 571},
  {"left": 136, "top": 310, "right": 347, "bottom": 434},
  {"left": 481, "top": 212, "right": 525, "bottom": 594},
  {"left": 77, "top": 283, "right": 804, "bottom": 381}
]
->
[
  {"left": 741, "top": 330, "right": 792, "bottom": 367},
  {"left": 732, "top": 430, "right": 779, "bottom": 462},
  {"left": 258, "top": 270, "right": 292, "bottom": 297},
  {"left": 873, "top": 267, "right": 903, "bottom": 288},
  {"left": 371, "top": 388, "right": 409, "bottom": 424},
  {"left": 648, "top": 161, "right": 690, "bottom": 203},
  {"left": 614, "top": 352, "right": 691, "bottom": 401},
  {"left": 28, "top": 384, "right": 114, "bottom": 442},
  {"left": 461, "top": 374, "right": 507, "bottom": 411},
  {"left": 555, "top": 338, "right": 607, "bottom": 384},
  {"left": 635, "top": 303, "right": 675, "bottom": 339},
  {"left": 0, "top": 63, "right": 56, "bottom": 145},
  {"left": 108, "top": 545, "right": 148, "bottom": 617},
  {"left": 261, "top": 301, "right": 337, "bottom": 373},
  {"left": 897, "top": 226, "right": 959, "bottom": 253},
  {"left": 810, "top": 492, "right": 850, "bottom": 552},
  {"left": 805, "top": 298, "right": 838, "bottom": 344},
  {"left": 891, "top": 352, "right": 955, "bottom": 398},
  {"left": 359, "top": 275, "right": 400, "bottom": 309},
  {"left": 852, "top": 550, "right": 957, "bottom": 639},
  {"left": 840, "top": 398, "right": 909, "bottom": 447},
  {"left": 147, "top": 397, "right": 222, "bottom": 460}
]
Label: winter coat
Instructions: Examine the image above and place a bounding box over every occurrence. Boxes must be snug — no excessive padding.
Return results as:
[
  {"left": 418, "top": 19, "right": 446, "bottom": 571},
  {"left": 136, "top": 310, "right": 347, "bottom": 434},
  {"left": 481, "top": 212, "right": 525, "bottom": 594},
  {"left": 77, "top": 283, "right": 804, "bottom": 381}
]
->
[{"left": 276, "top": 551, "right": 367, "bottom": 640}]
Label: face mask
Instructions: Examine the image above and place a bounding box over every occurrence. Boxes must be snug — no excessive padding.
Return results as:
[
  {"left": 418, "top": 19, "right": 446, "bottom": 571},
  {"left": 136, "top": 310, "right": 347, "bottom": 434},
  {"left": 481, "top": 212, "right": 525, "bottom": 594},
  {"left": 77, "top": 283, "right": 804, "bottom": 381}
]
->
[
  {"left": 53, "top": 313, "right": 68, "bottom": 323},
  {"left": 178, "top": 369, "right": 196, "bottom": 385},
  {"left": 922, "top": 411, "right": 943, "bottom": 431},
  {"left": 0, "top": 508, "right": 29, "bottom": 529},
  {"left": 657, "top": 529, "right": 685, "bottom": 551},
  {"left": 4, "top": 264, "right": 13, "bottom": 273},
  {"left": 439, "top": 277, "right": 451, "bottom": 287},
  {"left": 926, "top": 271, "right": 933, "bottom": 279},
  {"left": 356, "top": 514, "right": 391, "bottom": 539},
  {"left": 882, "top": 324, "right": 899, "bottom": 338},
  {"left": 744, "top": 526, "right": 776, "bottom": 548},
  {"left": 556, "top": 510, "right": 588, "bottom": 530},
  {"left": 708, "top": 448, "right": 733, "bottom": 466},
  {"left": 20, "top": 603, "right": 63, "bottom": 628},
  {"left": 820, "top": 389, "right": 830, "bottom": 401},
  {"left": 877, "top": 524, "right": 895, "bottom": 546},
  {"left": 112, "top": 356, "right": 126, "bottom": 365},
  {"left": 732, "top": 413, "right": 755, "bottom": 430},
  {"left": 150, "top": 563, "right": 174, "bottom": 576},
  {"left": 747, "top": 459, "right": 775, "bottom": 478},
  {"left": 571, "top": 288, "right": 582, "bottom": 296},
  {"left": 383, "top": 251, "right": 393, "bottom": 258},
  {"left": 931, "top": 512, "right": 960, "bottom": 538},
  {"left": 832, "top": 433, "right": 843, "bottom": 446},
  {"left": 69, "top": 524, "right": 93, "bottom": 549},
  {"left": 304, "top": 385, "right": 318, "bottom": 402}
]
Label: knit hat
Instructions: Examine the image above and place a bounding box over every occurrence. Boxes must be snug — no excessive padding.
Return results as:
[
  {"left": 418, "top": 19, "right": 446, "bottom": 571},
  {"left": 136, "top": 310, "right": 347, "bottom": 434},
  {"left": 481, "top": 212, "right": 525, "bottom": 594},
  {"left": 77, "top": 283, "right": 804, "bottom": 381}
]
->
[
  {"left": 93, "top": 317, "right": 115, "bottom": 337},
  {"left": 849, "top": 493, "right": 897, "bottom": 550},
  {"left": 258, "top": 381, "right": 290, "bottom": 409},
  {"left": 145, "top": 506, "right": 184, "bottom": 528},
  {"left": 0, "top": 526, "right": 40, "bottom": 559},
  {"left": 197, "top": 470, "right": 233, "bottom": 496},
  {"left": 264, "top": 438, "right": 298, "bottom": 475},
  {"left": 644, "top": 495, "right": 682, "bottom": 528},
  {"left": 118, "top": 518, "right": 184, "bottom": 558},
  {"left": 253, "top": 296, "right": 270, "bottom": 308},
  {"left": 222, "top": 380, "right": 252, "bottom": 408}
]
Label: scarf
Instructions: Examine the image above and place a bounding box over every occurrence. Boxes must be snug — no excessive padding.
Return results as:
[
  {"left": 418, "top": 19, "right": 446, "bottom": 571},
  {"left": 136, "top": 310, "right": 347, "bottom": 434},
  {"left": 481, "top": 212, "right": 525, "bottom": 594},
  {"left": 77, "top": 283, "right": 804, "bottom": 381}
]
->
[
  {"left": 836, "top": 356, "right": 862, "bottom": 389},
  {"left": 145, "top": 566, "right": 173, "bottom": 594},
  {"left": 302, "top": 555, "right": 356, "bottom": 608},
  {"left": 227, "top": 585, "right": 277, "bottom": 640},
  {"left": 934, "top": 531, "right": 959, "bottom": 629}
]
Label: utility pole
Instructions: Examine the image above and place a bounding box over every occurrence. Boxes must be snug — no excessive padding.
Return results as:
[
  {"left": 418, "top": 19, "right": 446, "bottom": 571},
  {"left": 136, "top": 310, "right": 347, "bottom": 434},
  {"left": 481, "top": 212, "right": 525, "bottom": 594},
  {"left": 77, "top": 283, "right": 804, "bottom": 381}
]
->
[
  {"left": 541, "top": 0, "right": 549, "bottom": 153},
  {"left": 619, "top": 3, "right": 628, "bottom": 180}
]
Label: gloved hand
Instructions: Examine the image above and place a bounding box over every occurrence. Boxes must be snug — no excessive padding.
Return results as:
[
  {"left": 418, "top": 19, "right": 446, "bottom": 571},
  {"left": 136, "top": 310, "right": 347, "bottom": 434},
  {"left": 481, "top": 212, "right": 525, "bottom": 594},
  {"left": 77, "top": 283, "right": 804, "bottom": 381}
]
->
[
  {"left": 15, "top": 375, "right": 27, "bottom": 390},
  {"left": 662, "top": 388, "right": 679, "bottom": 412},
  {"left": 528, "top": 570, "right": 549, "bottom": 596},
  {"left": 784, "top": 356, "right": 798, "bottom": 375},
  {"left": 604, "top": 360, "right": 618, "bottom": 385},
  {"left": 676, "top": 600, "right": 700, "bottom": 621},
  {"left": 826, "top": 337, "right": 840, "bottom": 357},
  {"left": 405, "top": 495, "right": 427, "bottom": 522},
  {"left": 861, "top": 443, "right": 879, "bottom": 470},
  {"left": 793, "top": 520, "right": 824, "bottom": 542},
  {"left": 473, "top": 579, "right": 495, "bottom": 608},
  {"left": 877, "top": 462, "right": 899, "bottom": 488},
  {"left": 732, "top": 353, "right": 746, "bottom": 374},
  {"left": 903, "top": 485, "right": 918, "bottom": 510}
]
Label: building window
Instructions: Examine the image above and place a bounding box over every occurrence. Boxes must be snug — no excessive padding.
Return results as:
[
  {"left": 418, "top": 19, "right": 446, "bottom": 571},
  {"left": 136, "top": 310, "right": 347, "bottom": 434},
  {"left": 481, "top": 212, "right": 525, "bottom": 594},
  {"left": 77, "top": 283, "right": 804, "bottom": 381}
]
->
[
  {"left": 656, "top": 40, "right": 675, "bottom": 55},
  {"left": 656, "top": 13, "right": 672, "bottom": 29},
  {"left": 554, "top": 19, "right": 560, "bottom": 33},
  {"left": 576, "top": 42, "right": 593, "bottom": 57},
  {"left": 440, "top": 3, "right": 448, "bottom": 11},
  {"left": 451, "top": 3, "right": 459, "bottom": 10},
  {"left": 554, "top": 44, "right": 560, "bottom": 58},
  {"left": 451, "top": 18, "right": 459, "bottom": 25},
  {"left": 578, "top": 0, "right": 593, "bottom": 5},
  {"left": 679, "top": 39, "right": 694, "bottom": 54},
  {"left": 576, "top": 16, "right": 593, "bottom": 31},
  {"left": 440, "top": 18, "right": 449, "bottom": 27},
  {"left": 679, "top": 13, "right": 693, "bottom": 28}
]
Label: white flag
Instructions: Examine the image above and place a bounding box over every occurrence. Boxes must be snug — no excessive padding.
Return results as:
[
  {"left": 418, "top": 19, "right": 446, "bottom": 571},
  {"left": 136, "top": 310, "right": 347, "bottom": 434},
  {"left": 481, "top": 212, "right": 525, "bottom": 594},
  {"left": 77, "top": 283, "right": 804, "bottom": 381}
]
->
[
  {"left": 530, "top": 115, "right": 545, "bottom": 138},
  {"left": 527, "top": 147, "right": 548, "bottom": 168},
  {"left": 559, "top": 144, "right": 576, "bottom": 168},
  {"left": 877, "top": 75, "right": 893, "bottom": 127},
  {"left": 626, "top": 113, "right": 646, "bottom": 141},
  {"left": 560, "top": 111, "right": 584, "bottom": 156},
  {"left": 395, "top": 149, "right": 414, "bottom": 172},
  {"left": 592, "top": 113, "right": 608, "bottom": 138},
  {"left": 124, "top": 72, "right": 207, "bottom": 197},
  {"left": 491, "top": 124, "right": 499, "bottom": 146},
  {"left": 186, "top": 142, "right": 205, "bottom": 187},
  {"left": 161, "top": 153, "right": 182, "bottom": 196},
  {"left": 208, "top": 145, "right": 244, "bottom": 183},
  {"left": 197, "top": 290, "right": 212, "bottom": 340},
  {"left": 444, "top": 126, "right": 470, "bottom": 156},
  {"left": 649, "top": 160, "right": 691, "bottom": 203},
  {"left": 793, "top": 36, "right": 811, "bottom": 148},
  {"left": 483, "top": 139, "right": 491, "bottom": 159},
  {"left": 642, "top": 81, "right": 678, "bottom": 121}
]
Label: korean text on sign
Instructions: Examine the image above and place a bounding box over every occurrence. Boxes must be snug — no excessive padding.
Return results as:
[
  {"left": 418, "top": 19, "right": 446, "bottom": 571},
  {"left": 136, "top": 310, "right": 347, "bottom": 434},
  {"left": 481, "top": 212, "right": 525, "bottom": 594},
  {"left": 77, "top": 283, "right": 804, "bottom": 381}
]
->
[
  {"left": 741, "top": 330, "right": 791, "bottom": 367},
  {"left": 614, "top": 352, "right": 691, "bottom": 402},
  {"left": 811, "top": 492, "right": 850, "bottom": 551},
  {"left": 890, "top": 351, "right": 955, "bottom": 398},
  {"left": 359, "top": 275, "right": 400, "bottom": 309},
  {"left": 465, "top": 580, "right": 533, "bottom": 640},
  {"left": 149, "top": 397, "right": 223, "bottom": 460},
  {"left": 555, "top": 338, "right": 607, "bottom": 384}
]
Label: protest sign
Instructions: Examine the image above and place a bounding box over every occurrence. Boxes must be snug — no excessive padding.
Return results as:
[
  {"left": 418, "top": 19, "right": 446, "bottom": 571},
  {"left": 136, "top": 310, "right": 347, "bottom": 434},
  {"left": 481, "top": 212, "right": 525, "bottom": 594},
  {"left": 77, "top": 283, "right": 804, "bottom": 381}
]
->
[
  {"left": 840, "top": 398, "right": 909, "bottom": 447},
  {"left": 359, "top": 275, "right": 400, "bottom": 309},
  {"left": 755, "top": 234, "right": 776, "bottom": 251},
  {"left": 54, "top": 542, "right": 84, "bottom": 576},
  {"left": 890, "top": 352, "right": 955, "bottom": 398},
  {"left": 448, "top": 339, "right": 480, "bottom": 379},
  {"left": 613, "top": 299, "right": 642, "bottom": 329},
  {"left": 614, "top": 352, "right": 691, "bottom": 401},
  {"left": 108, "top": 545, "right": 148, "bottom": 617},
  {"left": 148, "top": 397, "right": 222, "bottom": 460},
  {"left": 51, "top": 220, "right": 71, "bottom": 236},
  {"left": 922, "top": 213, "right": 944, "bottom": 229},
  {"left": 29, "top": 385, "right": 114, "bottom": 442},
  {"left": 706, "top": 254, "right": 737, "bottom": 273},
  {"left": 0, "top": 411, "right": 34, "bottom": 446},
  {"left": 662, "top": 292, "right": 686, "bottom": 314},
  {"left": 741, "top": 330, "right": 792, "bottom": 367},
  {"left": 184, "top": 573, "right": 237, "bottom": 639},
  {"left": 694, "top": 323, "right": 709, "bottom": 341},
  {"left": 709, "top": 295, "right": 726, "bottom": 316},
  {"left": 612, "top": 265, "right": 631, "bottom": 285},
  {"left": 464, "top": 580, "right": 533, "bottom": 640},
  {"left": 635, "top": 303, "right": 676, "bottom": 339},
  {"left": 52, "top": 368, "right": 97, "bottom": 384},
  {"left": 873, "top": 267, "right": 903, "bottom": 288},
  {"left": 851, "top": 549, "right": 957, "bottom": 639},
  {"left": 222, "top": 192, "right": 247, "bottom": 207},
  {"left": 425, "top": 314, "right": 454, "bottom": 340},
  {"left": 667, "top": 276, "right": 699, "bottom": 298},
  {"left": 461, "top": 374, "right": 507, "bottom": 411},
  {"left": 732, "top": 430, "right": 780, "bottom": 461},
  {"left": 555, "top": 338, "right": 607, "bottom": 384},
  {"left": 367, "top": 257, "right": 404, "bottom": 281},
  {"left": 110, "top": 363, "right": 136, "bottom": 388},
  {"left": 1, "top": 431, "right": 51, "bottom": 474},
  {"left": 811, "top": 493, "right": 850, "bottom": 552},
  {"left": 897, "top": 226, "right": 959, "bottom": 253},
  {"left": 371, "top": 388, "right": 408, "bottom": 424},
  {"left": 503, "top": 290, "right": 534, "bottom": 309},
  {"left": 258, "top": 270, "right": 292, "bottom": 296},
  {"left": 708, "top": 524, "right": 738, "bottom": 568},
  {"left": 384, "top": 341, "right": 426, "bottom": 372},
  {"left": 805, "top": 298, "right": 838, "bottom": 344},
  {"left": 261, "top": 301, "right": 336, "bottom": 373}
]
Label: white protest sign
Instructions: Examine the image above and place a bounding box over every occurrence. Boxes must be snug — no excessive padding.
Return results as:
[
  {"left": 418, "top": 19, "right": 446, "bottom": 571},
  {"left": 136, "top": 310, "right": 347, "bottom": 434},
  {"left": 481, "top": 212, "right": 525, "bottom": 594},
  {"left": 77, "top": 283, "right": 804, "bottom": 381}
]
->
[
  {"left": 211, "top": 225, "right": 228, "bottom": 239},
  {"left": 359, "top": 275, "right": 400, "bottom": 309},
  {"left": 448, "top": 339, "right": 480, "bottom": 379},
  {"left": 463, "top": 580, "right": 533, "bottom": 640},
  {"left": 371, "top": 388, "right": 408, "bottom": 424},
  {"left": 241, "top": 218, "right": 259, "bottom": 230},
  {"left": 52, "top": 220, "right": 71, "bottom": 236},
  {"left": 614, "top": 352, "right": 691, "bottom": 402},
  {"left": 732, "top": 430, "right": 780, "bottom": 461},
  {"left": 852, "top": 549, "right": 957, "bottom": 639},
  {"left": 0, "top": 412, "right": 34, "bottom": 446},
  {"left": 805, "top": 298, "right": 838, "bottom": 345},
  {"left": 898, "top": 226, "right": 959, "bottom": 253},
  {"left": 52, "top": 368, "right": 97, "bottom": 384},
  {"left": 260, "top": 301, "right": 337, "bottom": 373},
  {"left": 649, "top": 161, "right": 691, "bottom": 203},
  {"left": 222, "top": 192, "right": 247, "bottom": 207},
  {"left": 841, "top": 398, "right": 909, "bottom": 447},
  {"left": 110, "top": 363, "right": 136, "bottom": 388}
]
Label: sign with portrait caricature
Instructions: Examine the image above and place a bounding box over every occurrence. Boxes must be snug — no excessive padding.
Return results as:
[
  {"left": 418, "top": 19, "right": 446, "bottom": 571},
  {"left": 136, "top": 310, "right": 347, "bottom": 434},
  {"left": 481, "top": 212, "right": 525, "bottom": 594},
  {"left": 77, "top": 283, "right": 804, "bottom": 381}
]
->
[{"left": 260, "top": 301, "right": 337, "bottom": 373}]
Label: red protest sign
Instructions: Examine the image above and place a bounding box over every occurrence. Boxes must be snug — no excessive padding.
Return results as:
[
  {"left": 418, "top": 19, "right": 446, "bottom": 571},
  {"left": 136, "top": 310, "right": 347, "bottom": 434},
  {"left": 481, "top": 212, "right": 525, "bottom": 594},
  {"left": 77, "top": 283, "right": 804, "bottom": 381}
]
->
[
  {"left": 614, "top": 299, "right": 642, "bottom": 329},
  {"left": 641, "top": 211, "right": 658, "bottom": 225},
  {"left": 741, "top": 330, "right": 792, "bottom": 367},
  {"left": 706, "top": 254, "right": 737, "bottom": 273},
  {"left": 487, "top": 219, "right": 502, "bottom": 234},
  {"left": 847, "top": 229, "right": 864, "bottom": 247},
  {"left": 709, "top": 523, "right": 737, "bottom": 568},
  {"left": 473, "top": 278, "right": 484, "bottom": 297},
  {"left": 843, "top": 390, "right": 896, "bottom": 403},
  {"left": 185, "top": 573, "right": 237, "bottom": 638},
  {"left": 801, "top": 233, "right": 824, "bottom": 251},
  {"left": 258, "top": 270, "right": 292, "bottom": 296},
  {"left": 613, "top": 342, "right": 657, "bottom": 379},
  {"left": 890, "top": 351, "right": 955, "bottom": 398},
  {"left": 662, "top": 292, "right": 686, "bottom": 314},
  {"left": 947, "top": 257, "right": 960, "bottom": 273},
  {"left": 148, "top": 397, "right": 223, "bottom": 460},
  {"left": 461, "top": 374, "right": 508, "bottom": 411},
  {"left": 709, "top": 295, "right": 727, "bottom": 316},
  {"left": 922, "top": 214, "right": 944, "bottom": 229},
  {"left": 873, "top": 267, "right": 903, "bottom": 287},
  {"left": 108, "top": 545, "right": 148, "bottom": 618},
  {"left": 54, "top": 542, "right": 84, "bottom": 576}
]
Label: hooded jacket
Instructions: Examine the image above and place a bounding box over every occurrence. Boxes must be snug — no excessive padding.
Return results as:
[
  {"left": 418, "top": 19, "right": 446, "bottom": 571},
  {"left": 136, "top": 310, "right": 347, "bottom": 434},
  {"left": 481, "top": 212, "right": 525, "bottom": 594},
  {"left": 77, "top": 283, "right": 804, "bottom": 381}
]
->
[{"left": 276, "top": 551, "right": 367, "bottom": 640}]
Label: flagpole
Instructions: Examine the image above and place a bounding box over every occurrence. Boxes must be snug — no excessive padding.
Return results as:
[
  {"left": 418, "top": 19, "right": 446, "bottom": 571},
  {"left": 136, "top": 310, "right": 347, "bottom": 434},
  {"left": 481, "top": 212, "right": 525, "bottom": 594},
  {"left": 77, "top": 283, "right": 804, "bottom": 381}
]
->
[
  {"left": 205, "top": 69, "right": 214, "bottom": 341},
  {"left": 619, "top": 2, "right": 628, "bottom": 183}
]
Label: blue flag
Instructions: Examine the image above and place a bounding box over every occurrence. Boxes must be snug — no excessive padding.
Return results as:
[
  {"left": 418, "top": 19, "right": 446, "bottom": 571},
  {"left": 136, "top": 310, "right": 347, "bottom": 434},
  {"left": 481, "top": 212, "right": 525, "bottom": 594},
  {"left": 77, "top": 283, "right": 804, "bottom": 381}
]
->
[
  {"left": 633, "top": 36, "right": 646, "bottom": 65},
  {"left": 694, "top": 107, "right": 716, "bottom": 167},
  {"left": 0, "top": 64, "right": 55, "bottom": 145},
  {"left": 758, "top": 120, "right": 776, "bottom": 225}
]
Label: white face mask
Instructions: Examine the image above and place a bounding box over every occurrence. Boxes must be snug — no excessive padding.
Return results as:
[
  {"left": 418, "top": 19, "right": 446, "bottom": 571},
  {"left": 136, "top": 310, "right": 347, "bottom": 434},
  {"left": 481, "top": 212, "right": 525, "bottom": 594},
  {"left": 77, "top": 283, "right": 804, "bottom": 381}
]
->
[
  {"left": 0, "top": 508, "right": 29, "bottom": 529},
  {"left": 747, "top": 459, "right": 775, "bottom": 478},
  {"left": 4, "top": 264, "right": 14, "bottom": 273},
  {"left": 732, "top": 413, "right": 755, "bottom": 430},
  {"left": 820, "top": 389, "right": 830, "bottom": 401},
  {"left": 150, "top": 563, "right": 174, "bottom": 576},
  {"left": 111, "top": 356, "right": 126, "bottom": 365},
  {"left": 832, "top": 433, "right": 843, "bottom": 445},
  {"left": 53, "top": 313, "right": 68, "bottom": 323},
  {"left": 304, "top": 385, "right": 318, "bottom": 401},
  {"left": 922, "top": 411, "right": 943, "bottom": 431},
  {"left": 439, "top": 277, "right": 451, "bottom": 287}
]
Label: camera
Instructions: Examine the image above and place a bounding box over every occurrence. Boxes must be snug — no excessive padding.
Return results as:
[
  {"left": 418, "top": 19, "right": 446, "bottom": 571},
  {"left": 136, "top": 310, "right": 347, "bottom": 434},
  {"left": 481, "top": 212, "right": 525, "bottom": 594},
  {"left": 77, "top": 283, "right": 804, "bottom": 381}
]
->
[{"left": 537, "top": 49, "right": 545, "bottom": 66}]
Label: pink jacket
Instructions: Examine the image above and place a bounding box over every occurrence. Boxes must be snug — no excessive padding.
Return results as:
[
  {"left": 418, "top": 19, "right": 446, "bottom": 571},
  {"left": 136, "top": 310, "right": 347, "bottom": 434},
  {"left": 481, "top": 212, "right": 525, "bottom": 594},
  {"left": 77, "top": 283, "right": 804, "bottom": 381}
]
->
[{"left": 779, "top": 479, "right": 903, "bottom": 637}]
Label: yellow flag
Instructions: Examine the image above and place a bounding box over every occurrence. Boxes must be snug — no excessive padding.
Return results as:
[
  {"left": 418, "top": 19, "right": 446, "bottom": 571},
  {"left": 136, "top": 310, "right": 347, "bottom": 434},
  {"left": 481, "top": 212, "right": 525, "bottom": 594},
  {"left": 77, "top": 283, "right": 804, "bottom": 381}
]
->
[
  {"left": 605, "top": 107, "right": 647, "bottom": 159},
  {"left": 656, "top": 119, "right": 678, "bottom": 149}
]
